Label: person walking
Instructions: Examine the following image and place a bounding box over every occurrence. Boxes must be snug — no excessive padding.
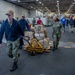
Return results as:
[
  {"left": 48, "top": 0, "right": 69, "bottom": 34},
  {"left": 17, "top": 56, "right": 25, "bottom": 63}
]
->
[
  {"left": 32, "top": 18, "right": 36, "bottom": 27},
  {"left": 0, "top": 10, "right": 24, "bottom": 72},
  {"left": 19, "top": 15, "right": 30, "bottom": 49},
  {"left": 61, "top": 16, "right": 66, "bottom": 32},
  {"left": 68, "top": 15, "right": 74, "bottom": 33},
  {"left": 52, "top": 16, "right": 63, "bottom": 51},
  {"left": 73, "top": 16, "right": 75, "bottom": 28},
  {"left": 37, "top": 17, "right": 43, "bottom": 25}
]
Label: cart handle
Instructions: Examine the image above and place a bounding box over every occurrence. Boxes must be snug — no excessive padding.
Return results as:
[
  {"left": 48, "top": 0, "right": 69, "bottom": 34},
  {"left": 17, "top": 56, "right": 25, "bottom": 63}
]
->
[{"left": 23, "top": 36, "right": 30, "bottom": 41}]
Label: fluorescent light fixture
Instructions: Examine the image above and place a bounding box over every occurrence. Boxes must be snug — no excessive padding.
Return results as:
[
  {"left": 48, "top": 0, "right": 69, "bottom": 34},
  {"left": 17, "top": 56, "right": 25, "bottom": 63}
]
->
[
  {"left": 39, "top": 2, "right": 41, "bottom": 4},
  {"left": 11, "top": 0, "right": 17, "bottom": 1},
  {"left": 57, "top": 1, "right": 59, "bottom": 3},
  {"left": 31, "top": 6, "right": 33, "bottom": 8},
  {"left": 18, "top": 0, "right": 20, "bottom": 2},
  {"left": 36, "top": 0, "right": 38, "bottom": 1}
]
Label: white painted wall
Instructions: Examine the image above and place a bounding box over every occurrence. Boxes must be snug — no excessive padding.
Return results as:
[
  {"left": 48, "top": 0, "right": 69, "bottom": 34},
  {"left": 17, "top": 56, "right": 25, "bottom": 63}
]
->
[
  {"left": 28, "top": 10, "right": 43, "bottom": 18},
  {"left": 0, "top": 0, "right": 28, "bottom": 20},
  {"left": 0, "top": 0, "right": 44, "bottom": 21},
  {"left": 28, "top": 10, "right": 36, "bottom": 18},
  {"left": 36, "top": 10, "right": 43, "bottom": 17}
]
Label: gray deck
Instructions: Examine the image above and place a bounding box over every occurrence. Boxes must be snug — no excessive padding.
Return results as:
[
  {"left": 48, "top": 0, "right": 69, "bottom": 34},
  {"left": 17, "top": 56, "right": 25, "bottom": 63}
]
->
[{"left": 0, "top": 27, "right": 75, "bottom": 75}]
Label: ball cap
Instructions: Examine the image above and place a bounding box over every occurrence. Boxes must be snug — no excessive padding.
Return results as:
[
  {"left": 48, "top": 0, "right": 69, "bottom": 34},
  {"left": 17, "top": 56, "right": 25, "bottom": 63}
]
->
[
  {"left": 22, "top": 15, "right": 25, "bottom": 18},
  {"left": 5, "top": 10, "right": 14, "bottom": 16}
]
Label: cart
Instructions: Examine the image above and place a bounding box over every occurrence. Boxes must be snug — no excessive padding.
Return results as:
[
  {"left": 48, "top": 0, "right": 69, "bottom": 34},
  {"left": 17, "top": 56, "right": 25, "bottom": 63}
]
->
[
  {"left": 23, "top": 33, "right": 51, "bottom": 56},
  {"left": 23, "top": 25, "right": 52, "bottom": 55}
]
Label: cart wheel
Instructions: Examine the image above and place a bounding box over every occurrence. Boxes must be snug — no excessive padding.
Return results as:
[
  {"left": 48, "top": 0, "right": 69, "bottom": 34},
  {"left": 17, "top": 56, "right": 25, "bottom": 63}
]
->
[{"left": 30, "top": 51, "right": 36, "bottom": 56}]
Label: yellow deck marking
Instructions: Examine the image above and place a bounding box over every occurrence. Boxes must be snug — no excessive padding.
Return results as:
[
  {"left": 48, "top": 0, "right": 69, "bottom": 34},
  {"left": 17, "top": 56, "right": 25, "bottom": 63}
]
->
[
  {"left": 64, "top": 46, "right": 71, "bottom": 48},
  {"left": 68, "top": 42, "right": 74, "bottom": 44}
]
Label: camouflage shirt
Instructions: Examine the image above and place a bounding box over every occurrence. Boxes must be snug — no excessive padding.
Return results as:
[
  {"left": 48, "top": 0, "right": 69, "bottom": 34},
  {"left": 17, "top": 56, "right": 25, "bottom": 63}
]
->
[{"left": 53, "top": 22, "right": 62, "bottom": 35}]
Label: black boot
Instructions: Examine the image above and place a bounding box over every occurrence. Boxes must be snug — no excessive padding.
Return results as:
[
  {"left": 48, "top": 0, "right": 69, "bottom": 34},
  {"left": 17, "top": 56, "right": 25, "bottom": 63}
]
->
[
  {"left": 52, "top": 47, "right": 56, "bottom": 51},
  {"left": 8, "top": 54, "right": 13, "bottom": 58},
  {"left": 10, "top": 62, "right": 18, "bottom": 72},
  {"left": 71, "top": 31, "right": 73, "bottom": 33},
  {"left": 19, "top": 46, "right": 22, "bottom": 49},
  {"left": 55, "top": 44, "right": 58, "bottom": 50},
  {"left": 52, "top": 42, "right": 56, "bottom": 51},
  {"left": 17, "top": 54, "right": 20, "bottom": 58},
  {"left": 8, "top": 54, "right": 20, "bottom": 58},
  {"left": 55, "top": 47, "right": 58, "bottom": 50}
]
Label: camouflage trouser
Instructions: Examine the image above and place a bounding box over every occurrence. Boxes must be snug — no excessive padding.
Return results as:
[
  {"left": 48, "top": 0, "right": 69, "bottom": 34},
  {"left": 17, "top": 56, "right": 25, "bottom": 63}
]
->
[
  {"left": 53, "top": 34, "right": 61, "bottom": 48},
  {"left": 62, "top": 25, "right": 65, "bottom": 32},
  {"left": 7, "top": 38, "right": 20, "bottom": 62},
  {"left": 69, "top": 24, "right": 73, "bottom": 32}
]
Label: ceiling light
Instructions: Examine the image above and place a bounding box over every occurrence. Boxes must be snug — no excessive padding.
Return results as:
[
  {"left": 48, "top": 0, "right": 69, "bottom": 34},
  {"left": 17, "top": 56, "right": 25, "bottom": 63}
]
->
[
  {"left": 11, "top": 0, "right": 17, "bottom": 1},
  {"left": 36, "top": 0, "right": 38, "bottom": 1},
  {"left": 39, "top": 2, "right": 41, "bottom": 4},
  {"left": 31, "top": 6, "right": 33, "bottom": 8},
  {"left": 18, "top": 0, "right": 20, "bottom": 2},
  {"left": 57, "top": 1, "right": 59, "bottom": 3}
]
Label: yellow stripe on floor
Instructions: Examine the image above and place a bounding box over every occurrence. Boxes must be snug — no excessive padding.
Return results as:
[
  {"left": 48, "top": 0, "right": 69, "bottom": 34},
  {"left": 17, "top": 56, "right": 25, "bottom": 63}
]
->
[
  {"left": 64, "top": 46, "right": 71, "bottom": 48},
  {"left": 68, "top": 42, "right": 74, "bottom": 44}
]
